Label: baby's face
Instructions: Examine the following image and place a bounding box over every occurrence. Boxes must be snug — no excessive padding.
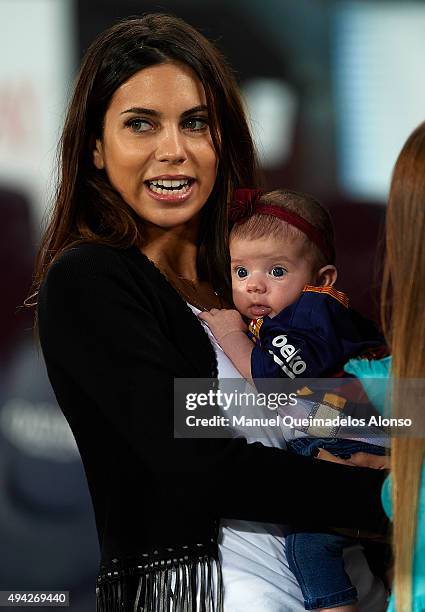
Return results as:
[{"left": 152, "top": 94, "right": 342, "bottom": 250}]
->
[{"left": 230, "top": 234, "right": 316, "bottom": 319}]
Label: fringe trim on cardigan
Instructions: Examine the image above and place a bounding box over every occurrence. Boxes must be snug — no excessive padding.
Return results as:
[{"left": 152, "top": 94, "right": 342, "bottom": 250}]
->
[{"left": 96, "top": 553, "right": 223, "bottom": 612}]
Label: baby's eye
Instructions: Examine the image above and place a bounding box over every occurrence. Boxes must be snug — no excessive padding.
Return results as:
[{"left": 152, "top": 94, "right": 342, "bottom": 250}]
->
[
  {"left": 125, "top": 118, "right": 152, "bottom": 133},
  {"left": 270, "top": 266, "right": 287, "bottom": 278},
  {"left": 235, "top": 267, "right": 249, "bottom": 279}
]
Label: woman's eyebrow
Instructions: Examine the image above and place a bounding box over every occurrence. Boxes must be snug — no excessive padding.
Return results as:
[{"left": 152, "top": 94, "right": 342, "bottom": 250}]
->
[
  {"left": 119, "top": 105, "right": 208, "bottom": 118},
  {"left": 120, "top": 107, "right": 159, "bottom": 116},
  {"left": 180, "top": 105, "right": 208, "bottom": 119}
]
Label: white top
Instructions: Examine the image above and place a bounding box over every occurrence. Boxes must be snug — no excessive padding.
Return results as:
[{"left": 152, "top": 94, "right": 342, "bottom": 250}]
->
[{"left": 189, "top": 304, "right": 387, "bottom": 611}]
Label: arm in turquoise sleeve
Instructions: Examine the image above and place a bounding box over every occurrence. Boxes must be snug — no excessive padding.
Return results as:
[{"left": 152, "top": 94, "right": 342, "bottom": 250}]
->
[{"left": 344, "top": 356, "right": 392, "bottom": 415}]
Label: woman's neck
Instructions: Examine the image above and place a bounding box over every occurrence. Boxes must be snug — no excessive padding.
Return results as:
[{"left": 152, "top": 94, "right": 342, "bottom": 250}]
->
[
  {"left": 139, "top": 221, "right": 226, "bottom": 311},
  {"left": 140, "top": 223, "right": 199, "bottom": 280}
]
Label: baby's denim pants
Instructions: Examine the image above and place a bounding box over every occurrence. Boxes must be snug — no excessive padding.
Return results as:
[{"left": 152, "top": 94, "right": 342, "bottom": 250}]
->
[{"left": 285, "top": 437, "right": 386, "bottom": 609}]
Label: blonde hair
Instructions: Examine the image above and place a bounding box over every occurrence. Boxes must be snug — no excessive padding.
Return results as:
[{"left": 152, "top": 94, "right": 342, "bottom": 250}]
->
[
  {"left": 230, "top": 189, "right": 335, "bottom": 268},
  {"left": 382, "top": 121, "right": 425, "bottom": 611}
]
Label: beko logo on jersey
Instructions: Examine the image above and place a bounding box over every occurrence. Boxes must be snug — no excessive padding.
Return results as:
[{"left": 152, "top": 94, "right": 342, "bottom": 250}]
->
[{"left": 269, "top": 334, "right": 307, "bottom": 378}]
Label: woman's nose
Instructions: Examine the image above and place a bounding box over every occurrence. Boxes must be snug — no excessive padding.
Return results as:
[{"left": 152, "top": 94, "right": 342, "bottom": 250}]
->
[{"left": 155, "top": 126, "right": 187, "bottom": 164}]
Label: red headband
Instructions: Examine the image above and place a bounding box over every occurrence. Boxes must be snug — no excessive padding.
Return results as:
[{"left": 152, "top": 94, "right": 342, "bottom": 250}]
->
[{"left": 229, "top": 188, "right": 334, "bottom": 263}]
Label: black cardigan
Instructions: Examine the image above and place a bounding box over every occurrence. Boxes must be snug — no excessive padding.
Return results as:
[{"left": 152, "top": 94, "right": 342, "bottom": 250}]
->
[{"left": 38, "top": 243, "right": 388, "bottom": 606}]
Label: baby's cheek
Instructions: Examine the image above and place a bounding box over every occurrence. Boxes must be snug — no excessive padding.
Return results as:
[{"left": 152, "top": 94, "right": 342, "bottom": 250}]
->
[{"left": 232, "top": 288, "right": 249, "bottom": 316}]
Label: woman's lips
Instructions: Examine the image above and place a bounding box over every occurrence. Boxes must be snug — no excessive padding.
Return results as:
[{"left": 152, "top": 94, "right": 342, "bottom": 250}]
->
[
  {"left": 248, "top": 304, "right": 272, "bottom": 317},
  {"left": 145, "top": 179, "right": 195, "bottom": 202}
]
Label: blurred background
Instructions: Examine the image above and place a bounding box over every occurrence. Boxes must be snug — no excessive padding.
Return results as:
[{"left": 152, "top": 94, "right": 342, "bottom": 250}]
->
[{"left": 1, "top": 0, "right": 425, "bottom": 609}]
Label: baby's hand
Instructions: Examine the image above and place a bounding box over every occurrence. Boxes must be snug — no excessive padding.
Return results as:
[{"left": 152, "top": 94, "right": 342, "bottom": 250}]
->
[{"left": 198, "top": 308, "right": 247, "bottom": 343}]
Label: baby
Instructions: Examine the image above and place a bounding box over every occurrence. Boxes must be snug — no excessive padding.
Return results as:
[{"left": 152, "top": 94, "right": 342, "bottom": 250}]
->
[{"left": 200, "top": 188, "right": 388, "bottom": 612}]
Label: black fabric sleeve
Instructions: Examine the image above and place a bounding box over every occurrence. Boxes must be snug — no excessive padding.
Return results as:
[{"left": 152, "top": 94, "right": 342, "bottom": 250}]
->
[{"left": 38, "top": 247, "right": 388, "bottom": 532}]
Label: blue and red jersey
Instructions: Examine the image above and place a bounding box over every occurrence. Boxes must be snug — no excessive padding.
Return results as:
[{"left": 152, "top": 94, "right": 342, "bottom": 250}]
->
[{"left": 248, "top": 285, "right": 386, "bottom": 380}]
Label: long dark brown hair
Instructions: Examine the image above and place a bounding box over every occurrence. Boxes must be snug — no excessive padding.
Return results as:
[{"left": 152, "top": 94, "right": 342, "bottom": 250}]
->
[
  {"left": 382, "top": 121, "right": 425, "bottom": 611},
  {"left": 30, "top": 13, "right": 258, "bottom": 305}
]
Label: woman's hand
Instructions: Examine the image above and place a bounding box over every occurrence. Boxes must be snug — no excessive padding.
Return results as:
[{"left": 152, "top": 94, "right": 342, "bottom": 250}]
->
[
  {"left": 315, "top": 448, "right": 390, "bottom": 470},
  {"left": 198, "top": 308, "right": 247, "bottom": 343},
  {"left": 344, "top": 451, "right": 390, "bottom": 470}
]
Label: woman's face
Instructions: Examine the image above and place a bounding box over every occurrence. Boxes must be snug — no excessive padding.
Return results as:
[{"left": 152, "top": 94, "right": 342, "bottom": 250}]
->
[{"left": 93, "top": 62, "right": 218, "bottom": 229}]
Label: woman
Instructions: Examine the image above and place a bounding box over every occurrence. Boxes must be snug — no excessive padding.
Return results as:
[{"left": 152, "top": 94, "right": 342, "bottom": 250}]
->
[
  {"left": 33, "top": 14, "right": 388, "bottom": 610},
  {"left": 383, "top": 122, "right": 425, "bottom": 611},
  {"left": 346, "top": 122, "right": 425, "bottom": 611}
]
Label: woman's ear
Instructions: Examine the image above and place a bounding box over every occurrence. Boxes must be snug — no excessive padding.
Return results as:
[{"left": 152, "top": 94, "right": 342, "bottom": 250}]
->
[
  {"left": 316, "top": 265, "right": 337, "bottom": 287},
  {"left": 93, "top": 139, "right": 105, "bottom": 169}
]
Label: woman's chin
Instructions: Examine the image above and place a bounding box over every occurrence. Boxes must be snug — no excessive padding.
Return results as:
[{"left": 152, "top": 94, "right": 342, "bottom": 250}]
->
[
  {"left": 135, "top": 208, "right": 203, "bottom": 230},
  {"left": 131, "top": 195, "right": 208, "bottom": 228}
]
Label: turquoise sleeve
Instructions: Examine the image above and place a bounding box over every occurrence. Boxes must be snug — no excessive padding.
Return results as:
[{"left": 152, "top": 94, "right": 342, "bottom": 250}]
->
[
  {"left": 348, "top": 355, "right": 425, "bottom": 611},
  {"left": 344, "top": 355, "right": 392, "bottom": 415}
]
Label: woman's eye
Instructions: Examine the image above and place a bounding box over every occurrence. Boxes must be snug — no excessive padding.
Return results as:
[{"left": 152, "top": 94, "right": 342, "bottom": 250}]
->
[
  {"left": 182, "top": 117, "right": 208, "bottom": 132},
  {"left": 270, "top": 266, "right": 287, "bottom": 278},
  {"left": 235, "top": 267, "right": 248, "bottom": 279},
  {"left": 125, "top": 118, "right": 152, "bottom": 133}
]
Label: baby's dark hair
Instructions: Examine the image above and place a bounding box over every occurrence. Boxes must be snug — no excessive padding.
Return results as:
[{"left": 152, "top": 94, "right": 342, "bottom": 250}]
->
[{"left": 230, "top": 189, "right": 336, "bottom": 268}]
